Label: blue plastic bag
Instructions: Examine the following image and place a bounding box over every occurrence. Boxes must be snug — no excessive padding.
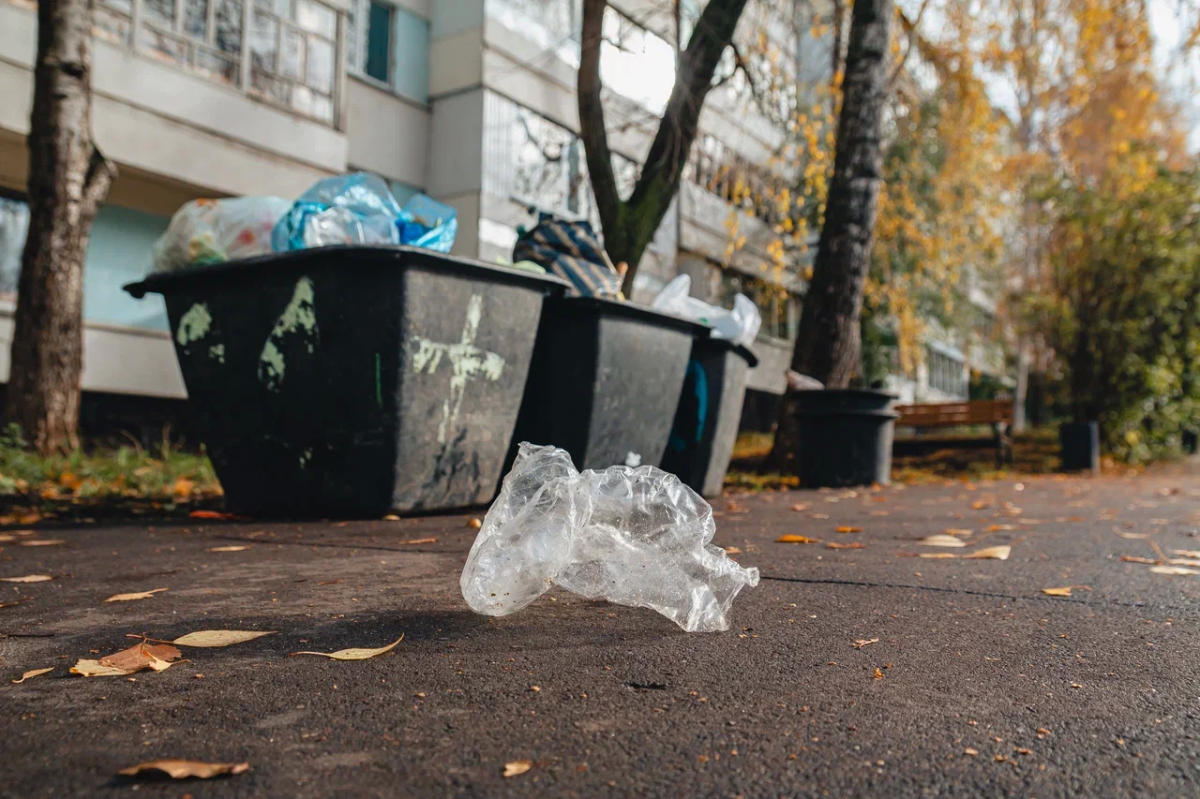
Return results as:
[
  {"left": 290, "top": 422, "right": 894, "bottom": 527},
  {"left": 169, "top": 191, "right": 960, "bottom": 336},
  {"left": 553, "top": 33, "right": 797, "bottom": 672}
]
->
[{"left": 272, "top": 173, "right": 457, "bottom": 253}]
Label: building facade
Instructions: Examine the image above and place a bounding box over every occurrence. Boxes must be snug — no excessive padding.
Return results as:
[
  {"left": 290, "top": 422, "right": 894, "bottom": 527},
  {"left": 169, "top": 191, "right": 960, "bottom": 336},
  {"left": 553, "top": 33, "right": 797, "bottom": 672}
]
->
[{"left": 0, "top": 0, "right": 1005, "bottom": 423}]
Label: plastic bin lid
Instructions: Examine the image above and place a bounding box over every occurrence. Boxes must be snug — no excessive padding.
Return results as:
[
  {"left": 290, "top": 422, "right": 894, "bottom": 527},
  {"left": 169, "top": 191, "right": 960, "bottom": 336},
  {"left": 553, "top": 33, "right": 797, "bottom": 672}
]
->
[{"left": 124, "top": 245, "right": 573, "bottom": 299}]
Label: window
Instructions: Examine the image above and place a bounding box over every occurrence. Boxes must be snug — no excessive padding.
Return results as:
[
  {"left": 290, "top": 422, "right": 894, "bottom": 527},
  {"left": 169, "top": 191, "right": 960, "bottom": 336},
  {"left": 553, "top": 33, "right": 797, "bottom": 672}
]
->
[
  {"left": 0, "top": 197, "right": 30, "bottom": 296},
  {"left": 247, "top": 0, "right": 338, "bottom": 123},
  {"left": 346, "top": 1, "right": 429, "bottom": 102},
  {"left": 600, "top": 6, "right": 675, "bottom": 114},
  {"left": 927, "top": 348, "right": 967, "bottom": 397},
  {"left": 489, "top": 0, "right": 582, "bottom": 57}
]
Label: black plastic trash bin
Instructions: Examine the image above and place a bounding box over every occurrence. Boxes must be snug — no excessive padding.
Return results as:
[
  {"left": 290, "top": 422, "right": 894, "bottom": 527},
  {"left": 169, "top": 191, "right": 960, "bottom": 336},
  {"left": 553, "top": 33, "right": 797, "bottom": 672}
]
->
[
  {"left": 661, "top": 338, "right": 758, "bottom": 497},
  {"left": 509, "top": 296, "right": 708, "bottom": 472},
  {"left": 793, "top": 389, "right": 898, "bottom": 488},
  {"left": 1060, "top": 421, "right": 1100, "bottom": 475},
  {"left": 125, "top": 246, "right": 569, "bottom": 517}
]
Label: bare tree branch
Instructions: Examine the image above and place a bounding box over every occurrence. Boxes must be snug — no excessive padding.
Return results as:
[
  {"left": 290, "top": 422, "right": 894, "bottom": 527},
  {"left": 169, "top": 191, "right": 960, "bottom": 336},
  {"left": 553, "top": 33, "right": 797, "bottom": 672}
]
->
[{"left": 577, "top": 0, "right": 622, "bottom": 234}]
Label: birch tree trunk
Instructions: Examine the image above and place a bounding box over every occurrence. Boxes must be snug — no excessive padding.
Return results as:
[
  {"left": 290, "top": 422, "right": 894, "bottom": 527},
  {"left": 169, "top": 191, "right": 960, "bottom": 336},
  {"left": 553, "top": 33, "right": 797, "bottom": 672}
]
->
[{"left": 6, "top": 0, "right": 116, "bottom": 453}]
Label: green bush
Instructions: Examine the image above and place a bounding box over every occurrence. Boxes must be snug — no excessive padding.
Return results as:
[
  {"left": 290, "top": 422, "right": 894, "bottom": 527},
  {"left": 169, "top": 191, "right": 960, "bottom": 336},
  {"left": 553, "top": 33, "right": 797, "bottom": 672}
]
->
[{"left": 1029, "top": 163, "right": 1200, "bottom": 462}]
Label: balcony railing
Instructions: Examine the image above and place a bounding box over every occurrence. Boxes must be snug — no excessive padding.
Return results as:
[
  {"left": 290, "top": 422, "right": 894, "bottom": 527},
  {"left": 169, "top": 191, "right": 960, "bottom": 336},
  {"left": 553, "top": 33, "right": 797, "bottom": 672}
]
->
[{"left": 8, "top": 0, "right": 344, "bottom": 127}]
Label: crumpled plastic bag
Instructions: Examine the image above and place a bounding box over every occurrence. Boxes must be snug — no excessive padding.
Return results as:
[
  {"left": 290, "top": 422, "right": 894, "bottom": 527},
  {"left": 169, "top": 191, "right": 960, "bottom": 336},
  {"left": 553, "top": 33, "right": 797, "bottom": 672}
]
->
[
  {"left": 272, "top": 172, "right": 457, "bottom": 253},
  {"left": 460, "top": 443, "right": 760, "bottom": 632},
  {"left": 786, "top": 370, "right": 825, "bottom": 391},
  {"left": 152, "top": 196, "right": 290, "bottom": 272},
  {"left": 651, "top": 274, "right": 761, "bottom": 346},
  {"left": 511, "top": 211, "right": 622, "bottom": 298}
]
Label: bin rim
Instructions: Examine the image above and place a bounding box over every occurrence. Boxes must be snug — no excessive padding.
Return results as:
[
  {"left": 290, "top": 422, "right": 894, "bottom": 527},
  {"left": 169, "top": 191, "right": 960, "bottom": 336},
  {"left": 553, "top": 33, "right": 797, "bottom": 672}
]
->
[
  {"left": 694, "top": 336, "right": 760, "bottom": 368},
  {"left": 556, "top": 295, "right": 711, "bottom": 337},
  {"left": 123, "top": 245, "right": 574, "bottom": 299},
  {"left": 792, "top": 388, "right": 900, "bottom": 401}
]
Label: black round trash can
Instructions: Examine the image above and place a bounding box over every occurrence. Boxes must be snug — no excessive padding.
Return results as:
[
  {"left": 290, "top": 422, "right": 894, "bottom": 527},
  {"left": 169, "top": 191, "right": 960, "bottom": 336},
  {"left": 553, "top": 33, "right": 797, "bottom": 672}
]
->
[{"left": 793, "top": 389, "right": 898, "bottom": 488}]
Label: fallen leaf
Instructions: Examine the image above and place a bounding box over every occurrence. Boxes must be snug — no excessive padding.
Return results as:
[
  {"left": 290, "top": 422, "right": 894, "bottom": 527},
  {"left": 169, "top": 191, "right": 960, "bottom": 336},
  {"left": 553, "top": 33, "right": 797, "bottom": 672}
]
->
[
  {"left": 873, "top": 667, "right": 884, "bottom": 679},
  {"left": 189, "top": 510, "right": 238, "bottom": 520},
  {"left": 172, "top": 630, "right": 277, "bottom": 648},
  {"left": 12, "top": 667, "right": 53, "bottom": 684},
  {"left": 467, "top": 518, "right": 482, "bottom": 529},
  {"left": 869, "top": 510, "right": 890, "bottom": 516},
  {"left": 964, "top": 748, "right": 979, "bottom": 756},
  {"left": 503, "top": 760, "right": 533, "bottom": 778},
  {"left": 172, "top": 478, "right": 195, "bottom": 497},
  {"left": 207, "top": 545, "right": 251, "bottom": 552},
  {"left": 383, "top": 514, "right": 401, "bottom": 521},
  {"left": 17, "top": 514, "right": 41, "bottom": 525},
  {"left": 790, "top": 503, "right": 810, "bottom": 512},
  {"left": 400, "top": 537, "right": 438, "bottom": 545},
  {"left": 1014, "top": 747, "right": 1033, "bottom": 755},
  {"left": 118, "top": 760, "right": 250, "bottom": 780},
  {"left": 1040, "top": 586, "right": 1093, "bottom": 597},
  {"left": 919, "top": 535, "right": 968, "bottom": 548},
  {"left": 104, "top": 588, "right": 169, "bottom": 602},
  {"left": 101, "top": 640, "right": 183, "bottom": 673},
  {"left": 58, "top": 472, "right": 82, "bottom": 490},
  {"left": 971, "top": 501, "right": 991, "bottom": 510},
  {"left": 1120, "top": 555, "right": 1159, "bottom": 564},
  {"left": 853, "top": 638, "right": 879, "bottom": 649},
  {"left": 725, "top": 546, "right": 742, "bottom": 554},
  {"left": 826, "top": 542, "right": 865, "bottom": 550},
  {"left": 1151, "top": 565, "right": 1199, "bottom": 575},
  {"left": 290, "top": 635, "right": 403, "bottom": 660},
  {"left": 809, "top": 513, "right": 830, "bottom": 520},
  {"left": 986, "top": 524, "right": 1016, "bottom": 532},
  {"left": 0, "top": 601, "right": 18, "bottom": 609},
  {"left": 1168, "top": 558, "right": 1200, "bottom": 567},
  {"left": 994, "top": 754, "right": 1007, "bottom": 762},
  {"left": 919, "top": 552, "right": 959, "bottom": 559},
  {"left": 836, "top": 526, "right": 862, "bottom": 533},
  {"left": 0, "top": 534, "right": 12, "bottom": 543},
  {"left": 70, "top": 659, "right": 135, "bottom": 677},
  {"left": 963, "top": 545, "right": 1011, "bottom": 560},
  {"left": 0, "top": 575, "right": 53, "bottom": 583},
  {"left": 19, "top": 539, "right": 64, "bottom": 547},
  {"left": 1172, "top": 549, "right": 1200, "bottom": 559},
  {"left": 1116, "top": 531, "right": 1152, "bottom": 539},
  {"left": 943, "top": 528, "right": 973, "bottom": 536},
  {"left": 777, "top": 535, "right": 820, "bottom": 544}
]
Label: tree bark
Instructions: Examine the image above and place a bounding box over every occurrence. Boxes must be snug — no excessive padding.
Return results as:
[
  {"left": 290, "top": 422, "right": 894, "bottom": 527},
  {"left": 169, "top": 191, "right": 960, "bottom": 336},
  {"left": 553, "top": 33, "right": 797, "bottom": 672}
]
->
[
  {"left": 5, "top": 0, "right": 115, "bottom": 454},
  {"left": 767, "top": 0, "right": 893, "bottom": 471},
  {"left": 578, "top": 0, "right": 749, "bottom": 295}
]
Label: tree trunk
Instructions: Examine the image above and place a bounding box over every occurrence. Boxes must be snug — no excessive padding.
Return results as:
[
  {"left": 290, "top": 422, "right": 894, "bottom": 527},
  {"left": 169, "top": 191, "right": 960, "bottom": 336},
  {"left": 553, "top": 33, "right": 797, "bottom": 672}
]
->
[
  {"left": 5, "top": 0, "right": 115, "bottom": 454},
  {"left": 767, "top": 0, "right": 893, "bottom": 471},
  {"left": 577, "top": 0, "right": 749, "bottom": 295}
]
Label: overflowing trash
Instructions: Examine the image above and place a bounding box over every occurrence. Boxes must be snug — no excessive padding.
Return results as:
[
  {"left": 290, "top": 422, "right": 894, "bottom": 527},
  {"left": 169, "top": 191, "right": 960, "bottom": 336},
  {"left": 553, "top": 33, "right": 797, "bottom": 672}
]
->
[
  {"left": 152, "top": 196, "right": 290, "bottom": 272},
  {"left": 512, "top": 211, "right": 623, "bottom": 298},
  {"left": 786, "top": 370, "right": 825, "bottom": 391},
  {"left": 460, "top": 443, "right": 759, "bottom": 632},
  {"left": 272, "top": 173, "right": 457, "bottom": 253},
  {"left": 651, "top": 274, "right": 761, "bottom": 346}
]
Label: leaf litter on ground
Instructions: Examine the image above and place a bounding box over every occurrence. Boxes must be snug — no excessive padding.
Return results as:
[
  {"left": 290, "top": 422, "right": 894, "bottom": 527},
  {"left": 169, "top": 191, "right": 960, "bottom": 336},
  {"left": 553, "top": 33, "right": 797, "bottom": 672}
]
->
[
  {"left": 12, "top": 667, "right": 53, "bottom": 684},
  {"left": 777, "top": 534, "right": 820, "bottom": 544},
  {"left": 118, "top": 760, "right": 249, "bottom": 780},
  {"left": 919, "top": 535, "right": 968, "bottom": 548},
  {"left": 290, "top": 635, "right": 403, "bottom": 660},
  {"left": 1041, "top": 586, "right": 1092, "bottom": 597},
  {"left": 104, "top": 587, "right": 168, "bottom": 602},
  {"left": 503, "top": 761, "right": 533, "bottom": 777},
  {"left": 169, "top": 630, "right": 276, "bottom": 648},
  {"left": 0, "top": 574, "right": 53, "bottom": 583}
]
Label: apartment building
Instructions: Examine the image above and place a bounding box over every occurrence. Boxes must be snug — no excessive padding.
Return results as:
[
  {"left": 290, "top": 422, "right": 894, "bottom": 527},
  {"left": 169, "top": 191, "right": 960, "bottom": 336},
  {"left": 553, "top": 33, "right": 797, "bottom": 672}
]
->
[{"left": 0, "top": 0, "right": 1004, "bottom": 428}]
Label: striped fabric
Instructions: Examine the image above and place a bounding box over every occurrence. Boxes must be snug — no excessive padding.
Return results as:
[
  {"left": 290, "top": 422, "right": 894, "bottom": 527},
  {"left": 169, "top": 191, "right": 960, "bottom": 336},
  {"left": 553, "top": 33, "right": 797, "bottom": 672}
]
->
[{"left": 512, "top": 212, "right": 622, "bottom": 298}]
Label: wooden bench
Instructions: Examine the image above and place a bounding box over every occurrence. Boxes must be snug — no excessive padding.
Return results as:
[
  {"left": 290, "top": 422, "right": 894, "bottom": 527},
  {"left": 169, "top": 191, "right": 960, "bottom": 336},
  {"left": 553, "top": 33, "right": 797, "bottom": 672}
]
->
[{"left": 894, "top": 399, "right": 1014, "bottom": 466}]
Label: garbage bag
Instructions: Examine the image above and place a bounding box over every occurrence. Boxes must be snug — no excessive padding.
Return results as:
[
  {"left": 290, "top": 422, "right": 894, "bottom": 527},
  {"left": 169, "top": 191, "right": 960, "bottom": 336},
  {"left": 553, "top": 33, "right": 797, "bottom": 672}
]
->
[
  {"left": 272, "top": 172, "right": 457, "bottom": 253},
  {"left": 512, "top": 211, "right": 622, "bottom": 298},
  {"left": 460, "top": 443, "right": 760, "bottom": 632},
  {"left": 152, "top": 196, "right": 290, "bottom": 272},
  {"left": 651, "top": 274, "right": 761, "bottom": 346}
]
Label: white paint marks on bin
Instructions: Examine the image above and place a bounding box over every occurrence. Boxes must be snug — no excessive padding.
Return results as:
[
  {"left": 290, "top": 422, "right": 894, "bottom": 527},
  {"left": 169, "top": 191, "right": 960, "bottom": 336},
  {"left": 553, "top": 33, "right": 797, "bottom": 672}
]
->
[
  {"left": 176, "top": 303, "right": 212, "bottom": 346},
  {"left": 412, "top": 294, "right": 505, "bottom": 443},
  {"left": 258, "top": 277, "right": 318, "bottom": 391},
  {"left": 209, "top": 343, "right": 226, "bottom": 363}
]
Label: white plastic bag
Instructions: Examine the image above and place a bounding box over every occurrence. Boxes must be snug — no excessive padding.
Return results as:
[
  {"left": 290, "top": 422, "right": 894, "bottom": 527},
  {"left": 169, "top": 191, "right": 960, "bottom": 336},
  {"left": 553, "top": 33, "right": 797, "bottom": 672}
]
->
[
  {"left": 651, "top": 274, "right": 761, "bottom": 346},
  {"left": 460, "top": 443, "right": 760, "bottom": 632},
  {"left": 152, "top": 197, "right": 290, "bottom": 272}
]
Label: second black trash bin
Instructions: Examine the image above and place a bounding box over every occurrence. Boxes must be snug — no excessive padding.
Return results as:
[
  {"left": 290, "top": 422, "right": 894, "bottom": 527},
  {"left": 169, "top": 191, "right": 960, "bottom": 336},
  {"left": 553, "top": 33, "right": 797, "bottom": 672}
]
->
[
  {"left": 660, "top": 338, "right": 759, "bottom": 498},
  {"left": 125, "top": 246, "right": 568, "bottom": 517},
  {"left": 509, "top": 296, "right": 708, "bottom": 472}
]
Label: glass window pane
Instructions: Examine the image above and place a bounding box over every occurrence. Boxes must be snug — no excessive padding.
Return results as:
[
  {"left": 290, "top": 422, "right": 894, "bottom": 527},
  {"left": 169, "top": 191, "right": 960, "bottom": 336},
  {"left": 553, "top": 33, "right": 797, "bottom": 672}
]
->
[
  {"left": 101, "top": 0, "right": 133, "bottom": 14},
  {"left": 140, "top": 26, "right": 188, "bottom": 64},
  {"left": 143, "top": 0, "right": 176, "bottom": 25},
  {"left": 252, "top": 67, "right": 290, "bottom": 102},
  {"left": 94, "top": 8, "right": 133, "bottom": 45},
  {"left": 214, "top": 0, "right": 243, "bottom": 53},
  {"left": 193, "top": 47, "right": 239, "bottom": 84},
  {"left": 0, "top": 198, "right": 29, "bottom": 295},
  {"left": 281, "top": 28, "right": 305, "bottom": 80},
  {"left": 305, "top": 36, "right": 333, "bottom": 92},
  {"left": 295, "top": 0, "right": 335, "bottom": 37},
  {"left": 250, "top": 12, "right": 279, "bottom": 70},
  {"left": 183, "top": 0, "right": 208, "bottom": 38},
  {"left": 254, "top": 0, "right": 289, "bottom": 16},
  {"left": 310, "top": 93, "right": 334, "bottom": 122},
  {"left": 291, "top": 83, "right": 314, "bottom": 114},
  {"left": 364, "top": 1, "right": 391, "bottom": 83}
]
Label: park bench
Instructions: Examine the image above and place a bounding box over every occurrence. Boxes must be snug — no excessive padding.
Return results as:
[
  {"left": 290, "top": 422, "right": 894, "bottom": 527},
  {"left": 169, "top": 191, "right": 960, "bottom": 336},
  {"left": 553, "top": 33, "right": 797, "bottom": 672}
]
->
[{"left": 894, "top": 399, "right": 1014, "bottom": 467}]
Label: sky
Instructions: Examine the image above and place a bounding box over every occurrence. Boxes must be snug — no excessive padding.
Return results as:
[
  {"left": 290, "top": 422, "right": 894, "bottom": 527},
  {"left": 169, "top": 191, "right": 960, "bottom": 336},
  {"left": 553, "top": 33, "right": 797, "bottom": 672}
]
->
[{"left": 1149, "top": 0, "right": 1200, "bottom": 151}]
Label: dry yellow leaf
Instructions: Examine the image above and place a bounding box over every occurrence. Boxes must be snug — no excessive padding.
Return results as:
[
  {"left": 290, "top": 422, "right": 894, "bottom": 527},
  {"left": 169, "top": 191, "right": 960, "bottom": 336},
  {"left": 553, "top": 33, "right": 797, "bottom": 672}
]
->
[
  {"left": 118, "top": 760, "right": 250, "bottom": 780},
  {"left": 1172, "top": 550, "right": 1200, "bottom": 559},
  {"left": 400, "top": 537, "right": 438, "bottom": 545},
  {"left": 1120, "top": 555, "right": 1159, "bottom": 564},
  {"left": 383, "top": 514, "right": 401, "bottom": 521},
  {"left": 971, "top": 501, "right": 991, "bottom": 510},
  {"left": 101, "top": 641, "right": 183, "bottom": 673},
  {"left": 964, "top": 748, "right": 979, "bottom": 756},
  {"left": 777, "top": 534, "right": 820, "bottom": 544},
  {"left": 790, "top": 503, "right": 809, "bottom": 512},
  {"left": 0, "top": 534, "right": 13, "bottom": 543},
  {"left": 872, "top": 667, "right": 884, "bottom": 679},
  {"left": 986, "top": 524, "right": 1016, "bottom": 532},
  {"left": 19, "top": 539, "right": 64, "bottom": 547},
  {"left": 172, "top": 478, "right": 195, "bottom": 497},
  {"left": 207, "top": 545, "right": 251, "bottom": 552},
  {"left": 12, "top": 667, "right": 53, "bottom": 684},
  {"left": 919, "top": 535, "right": 968, "bottom": 548},
  {"left": 503, "top": 760, "right": 533, "bottom": 777},
  {"left": 173, "top": 630, "right": 276, "bottom": 648},
  {"left": 105, "top": 587, "right": 169, "bottom": 602},
  {"left": 963, "top": 545, "right": 1011, "bottom": 560},
  {"left": 70, "top": 659, "right": 135, "bottom": 677},
  {"left": 1041, "top": 587, "right": 1074, "bottom": 596},
  {"left": 59, "top": 472, "right": 82, "bottom": 490},
  {"left": 836, "top": 526, "right": 862, "bottom": 533},
  {"left": 1168, "top": 558, "right": 1200, "bottom": 567},
  {"left": 943, "top": 528, "right": 973, "bottom": 536},
  {"left": 1116, "top": 531, "right": 1151, "bottom": 539},
  {"left": 0, "top": 574, "right": 53, "bottom": 583},
  {"left": 1151, "top": 565, "right": 1200, "bottom": 575},
  {"left": 826, "top": 542, "right": 865, "bottom": 550},
  {"left": 725, "top": 546, "right": 742, "bottom": 555},
  {"left": 919, "top": 553, "right": 958, "bottom": 559},
  {"left": 290, "top": 634, "right": 403, "bottom": 660},
  {"left": 853, "top": 638, "right": 879, "bottom": 649}
]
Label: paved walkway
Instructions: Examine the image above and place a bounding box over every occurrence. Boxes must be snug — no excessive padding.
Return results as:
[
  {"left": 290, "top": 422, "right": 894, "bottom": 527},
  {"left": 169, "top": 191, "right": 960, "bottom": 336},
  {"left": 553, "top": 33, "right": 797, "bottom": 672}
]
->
[{"left": 3, "top": 464, "right": 1200, "bottom": 797}]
